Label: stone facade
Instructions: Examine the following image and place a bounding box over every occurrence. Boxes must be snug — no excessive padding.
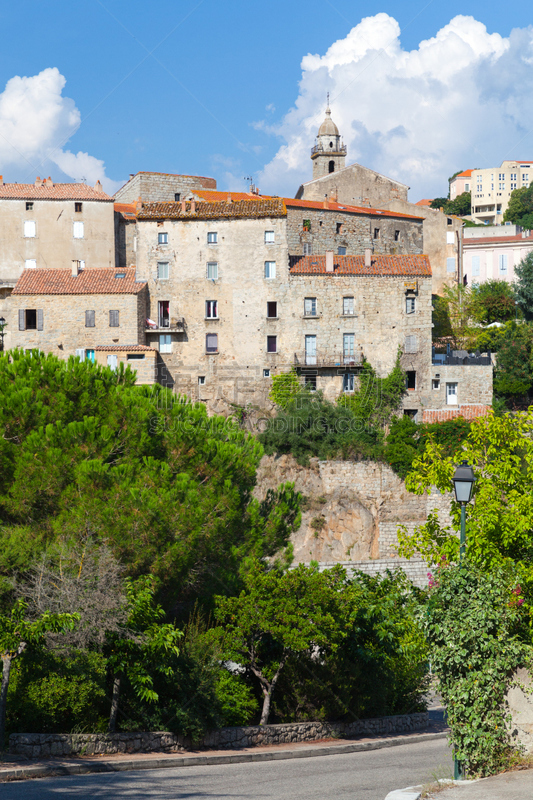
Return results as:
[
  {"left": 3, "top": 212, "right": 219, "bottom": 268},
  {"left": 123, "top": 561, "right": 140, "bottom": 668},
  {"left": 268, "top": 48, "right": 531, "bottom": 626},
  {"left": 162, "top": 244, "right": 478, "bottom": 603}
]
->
[
  {"left": 422, "top": 364, "right": 493, "bottom": 423},
  {"left": 298, "top": 162, "right": 409, "bottom": 208},
  {"left": 254, "top": 455, "right": 453, "bottom": 568},
  {"left": 506, "top": 668, "right": 533, "bottom": 754},
  {"left": 114, "top": 172, "right": 216, "bottom": 204},
  {"left": 9, "top": 712, "right": 428, "bottom": 757},
  {"left": 94, "top": 345, "right": 157, "bottom": 384},
  {"left": 286, "top": 202, "right": 423, "bottom": 257}
]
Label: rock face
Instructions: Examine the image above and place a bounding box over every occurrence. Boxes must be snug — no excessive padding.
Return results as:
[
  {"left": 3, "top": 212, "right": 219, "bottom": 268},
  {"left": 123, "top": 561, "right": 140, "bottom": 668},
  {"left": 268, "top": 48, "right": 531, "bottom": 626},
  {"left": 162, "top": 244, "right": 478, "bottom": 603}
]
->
[
  {"left": 507, "top": 668, "right": 533, "bottom": 753},
  {"left": 254, "top": 455, "right": 452, "bottom": 566}
]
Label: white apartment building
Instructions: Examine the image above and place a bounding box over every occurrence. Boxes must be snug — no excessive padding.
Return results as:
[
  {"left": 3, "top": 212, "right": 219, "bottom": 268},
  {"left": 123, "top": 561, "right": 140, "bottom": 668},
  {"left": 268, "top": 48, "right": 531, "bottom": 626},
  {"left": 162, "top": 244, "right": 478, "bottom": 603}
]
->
[{"left": 470, "top": 160, "right": 532, "bottom": 224}]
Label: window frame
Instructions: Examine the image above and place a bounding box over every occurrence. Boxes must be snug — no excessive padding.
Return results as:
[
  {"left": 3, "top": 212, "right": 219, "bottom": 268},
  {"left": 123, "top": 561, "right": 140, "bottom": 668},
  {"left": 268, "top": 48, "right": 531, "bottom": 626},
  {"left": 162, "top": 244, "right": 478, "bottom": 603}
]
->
[
  {"left": 343, "top": 296, "right": 354, "bottom": 316},
  {"left": 73, "top": 221, "right": 84, "bottom": 239},
  {"left": 85, "top": 310, "right": 95, "bottom": 328},
  {"left": 266, "top": 335, "right": 277, "bottom": 354},
  {"left": 109, "top": 310, "right": 120, "bottom": 328},
  {"left": 206, "top": 333, "right": 218, "bottom": 353},
  {"left": 158, "top": 232, "right": 168, "bottom": 245},
  {"left": 24, "top": 259, "right": 37, "bottom": 270},
  {"left": 159, "top": 334, "right": 172, "bottom": 354},
  {"left": 264, "top": 230, "right": 275, "bottom": 244},
  {"left": 24, "top": 220, "right": 36, "bottom": 238},
  {"left": 75, "top": 202, "right": 83, "bottom": 213},
  {"left": 205, "top": 300, "right": 218, "bottom": 319},
  {"left": 207, "top": 231, "right": 218, "bottom": 244},
  {"left": 264, "top": 261, "right": 276, "bottom": 279},
  {"left": 206, "top": 262, "right": 219, "bottom": 280},
  {"left": 267, "top": 301, "right": 277, "bottom": 319},
  {"left": 406, "top": 297, "right": 416, "bottom": 315},
  {"left": 157, "top": 261, "right": 170, "bottom": 280},
  {"left": 304, "top": 297, "right": 317, "bottom": 317}
]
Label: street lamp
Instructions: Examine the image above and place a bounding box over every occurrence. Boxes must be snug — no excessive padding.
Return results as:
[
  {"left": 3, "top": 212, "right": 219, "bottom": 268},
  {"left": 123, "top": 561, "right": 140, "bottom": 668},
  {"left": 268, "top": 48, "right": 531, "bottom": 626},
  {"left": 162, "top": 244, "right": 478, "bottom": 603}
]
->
[
  {"left": 452, "top": 460, "right": 476, "bottom": 563},
  {"left": 0, "top": 316, "right": 6, "bottom": 352}
]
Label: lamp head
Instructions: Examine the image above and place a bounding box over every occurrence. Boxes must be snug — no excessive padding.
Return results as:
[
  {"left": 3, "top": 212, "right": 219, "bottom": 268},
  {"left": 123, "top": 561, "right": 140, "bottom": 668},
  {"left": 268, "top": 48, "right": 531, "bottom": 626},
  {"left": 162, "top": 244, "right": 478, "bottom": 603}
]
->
[{"left": 452, "top": 460, "right": 476, "bottom": 504}]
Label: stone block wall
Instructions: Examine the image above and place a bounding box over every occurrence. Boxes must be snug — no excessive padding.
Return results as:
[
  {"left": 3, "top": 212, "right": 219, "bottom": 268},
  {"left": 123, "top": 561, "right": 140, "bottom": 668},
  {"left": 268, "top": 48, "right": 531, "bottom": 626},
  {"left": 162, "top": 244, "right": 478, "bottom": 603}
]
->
[
  {"left": 9, "top": 712, "right": 429, "bottom": 758},
  {"left": 115, "top": 173, "right": 217, "bottom": 204},
  {"left": 300, "top": 163, "right": 409, "bottom": 207}
]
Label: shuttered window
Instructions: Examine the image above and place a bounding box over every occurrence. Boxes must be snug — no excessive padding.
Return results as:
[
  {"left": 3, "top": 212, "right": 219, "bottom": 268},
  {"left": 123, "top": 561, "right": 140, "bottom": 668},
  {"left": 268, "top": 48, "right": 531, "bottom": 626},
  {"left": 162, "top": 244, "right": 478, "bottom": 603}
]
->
[
  {"left": 109, "top": 310, "right": 119, "bottom": 327},
  {"left": 206, "top": 333, "right": 218, "bottom": 353},
  {"left": 18, "top": 309, "right": 25, "bottom": 331},
  {"left": 471, "top": 255, "right": 480, "bottom": 277},
  {"left": 404, "top": 335, "right": 418, "bottom": 353},
  {"left": 73, "top": 221, "right": 84, "bottom": 239},
  {"left": 24, "top": 220, "right": 36, "bottom": 238},
  {"left": 85, "top": 310, "right": 95, "bottom": 328},
  {"left": 37, "top": 309, "right": 43, "bottom": 331}
]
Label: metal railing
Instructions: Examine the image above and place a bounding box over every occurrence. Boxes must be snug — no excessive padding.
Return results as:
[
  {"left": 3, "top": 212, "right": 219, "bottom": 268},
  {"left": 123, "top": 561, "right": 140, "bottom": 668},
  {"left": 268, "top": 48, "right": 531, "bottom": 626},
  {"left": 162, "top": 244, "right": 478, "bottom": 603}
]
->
[
  {"left": 311, "top": 143, "right": 347, "bottom": 156},
  {"left": 294, "top": 350, "right": 364, "bottom": 368}
]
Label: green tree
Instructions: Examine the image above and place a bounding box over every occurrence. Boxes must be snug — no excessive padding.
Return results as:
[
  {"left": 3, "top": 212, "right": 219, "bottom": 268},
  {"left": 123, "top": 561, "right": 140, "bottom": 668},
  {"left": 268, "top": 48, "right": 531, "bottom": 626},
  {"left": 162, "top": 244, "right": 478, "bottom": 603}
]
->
[
  {"left": 213, "top": 563, "right": 345, "bottom": 725},
  {"left": 493, "top": 322, "right": 533, "bottom": 399},
  {"left": 448, "top": 192, "right": 471, "bottom": 216},
  {"left": 269, "top": 368, "right": 301, "bottom": 408},
  {"left": 435, "top": 285, "right": 478, "bottom": 350},
  {"left": 503, "top": 185, "right": 533, "bottom": 224},
  {"left": 471, "top": 280, "right": 516, "bottom": 324},
  {"left": 339, "top": 351, "right": 406, "bottom": 429},
  {"left": 397, "top": 409, "right": 533, "bottom": 587},
  {"left": 515, "top": 252, "right": 533, "bottom": 321},
  {"left": 0, "top": 601, "right": 78, "bottom": 748},
  {"left": 430, "top": 197, "right": 449, "bottom": 210}
]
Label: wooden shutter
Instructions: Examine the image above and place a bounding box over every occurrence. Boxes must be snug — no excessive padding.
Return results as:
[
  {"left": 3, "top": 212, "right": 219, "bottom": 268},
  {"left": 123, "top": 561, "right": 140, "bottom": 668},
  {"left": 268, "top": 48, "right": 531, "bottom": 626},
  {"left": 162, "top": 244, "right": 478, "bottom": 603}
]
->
[
  {"left": 206, "top": 333, "right": 218, "bottom": 352},
  {"left": 109, "top": 310, "right": 119, "bottom": 327},
  {"left": 37, "top": 309, "right": 44, "bottom": 331},
  {"left": 18, "top": 309, "right": 25, "bottom": 330},
  {"left": 85, "top": 310, "right": 95, "bottom": 327}
]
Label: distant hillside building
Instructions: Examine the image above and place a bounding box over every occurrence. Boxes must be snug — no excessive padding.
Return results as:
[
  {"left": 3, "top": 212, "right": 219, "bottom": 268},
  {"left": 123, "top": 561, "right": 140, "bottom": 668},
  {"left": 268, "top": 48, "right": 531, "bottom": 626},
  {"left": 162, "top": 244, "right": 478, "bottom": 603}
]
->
[
  {"left": 470, "top": 161, "right": 533, "bottom": 225},
  {"left": 449, "top": 170, "right": 473, "bottom": 200},
  {"left": 463, "top": 225, "right": 533, "bottom": 286}
]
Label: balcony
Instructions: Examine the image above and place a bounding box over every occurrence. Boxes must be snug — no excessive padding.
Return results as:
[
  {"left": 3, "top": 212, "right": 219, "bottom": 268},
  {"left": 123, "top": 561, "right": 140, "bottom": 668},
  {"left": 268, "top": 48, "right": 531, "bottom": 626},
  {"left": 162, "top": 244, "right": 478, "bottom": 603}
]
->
[
  {"left": 294, "top": 350, "right": 364, "bottom": 369},
  {"left": 432, "top": 349, "right": 491, "bottom": 366},
  {"left": 146, "top": 317, "right": 185, "bottom": 333},
  {"left": 311, "top": 143, "right": 347, "bottom": 156}
]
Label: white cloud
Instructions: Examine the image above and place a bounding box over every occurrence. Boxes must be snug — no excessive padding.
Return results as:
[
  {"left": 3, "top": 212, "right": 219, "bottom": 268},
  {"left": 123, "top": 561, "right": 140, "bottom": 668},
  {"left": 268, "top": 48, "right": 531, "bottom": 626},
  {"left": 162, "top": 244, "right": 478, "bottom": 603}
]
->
[
  {"left": 0, "top": 67, "right": 121, "bottom": 194},
  {"left": 257, "top": 15, "right": 533, "bottom": 201}
]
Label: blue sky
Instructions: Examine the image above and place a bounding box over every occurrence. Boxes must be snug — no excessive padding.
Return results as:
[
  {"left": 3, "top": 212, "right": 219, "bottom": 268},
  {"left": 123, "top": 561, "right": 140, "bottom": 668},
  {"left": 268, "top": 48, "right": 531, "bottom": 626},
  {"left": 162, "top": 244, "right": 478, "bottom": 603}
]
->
[{"left": 0, "top": 1, "right": 532, "bottom": 200}]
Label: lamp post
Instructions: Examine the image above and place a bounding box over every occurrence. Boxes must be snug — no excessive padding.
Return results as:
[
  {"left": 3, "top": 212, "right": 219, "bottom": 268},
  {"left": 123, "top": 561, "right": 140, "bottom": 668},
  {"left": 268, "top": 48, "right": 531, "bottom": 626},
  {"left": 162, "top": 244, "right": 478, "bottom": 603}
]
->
[
  {"left": 0, "top": 316, "right": 6, "bottom": 352},
  {"left": 452, "top": 461, "right": 476, "bottom": 562}
]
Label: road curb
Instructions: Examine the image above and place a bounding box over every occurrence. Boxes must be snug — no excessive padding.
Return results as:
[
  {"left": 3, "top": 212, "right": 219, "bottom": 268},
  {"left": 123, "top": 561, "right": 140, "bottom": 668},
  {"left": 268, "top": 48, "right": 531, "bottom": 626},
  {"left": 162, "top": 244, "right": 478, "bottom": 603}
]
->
[{"left": 0, "top": 731, "right": 448, "bottom": 783}]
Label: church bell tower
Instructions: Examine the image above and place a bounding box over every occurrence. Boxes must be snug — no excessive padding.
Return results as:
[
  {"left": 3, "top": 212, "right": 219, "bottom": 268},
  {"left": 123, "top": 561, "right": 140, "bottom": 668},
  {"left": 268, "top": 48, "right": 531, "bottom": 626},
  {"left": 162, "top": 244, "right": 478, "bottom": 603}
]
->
[{"left": 311, "top": 96, "right": 347, "bottom": 179}]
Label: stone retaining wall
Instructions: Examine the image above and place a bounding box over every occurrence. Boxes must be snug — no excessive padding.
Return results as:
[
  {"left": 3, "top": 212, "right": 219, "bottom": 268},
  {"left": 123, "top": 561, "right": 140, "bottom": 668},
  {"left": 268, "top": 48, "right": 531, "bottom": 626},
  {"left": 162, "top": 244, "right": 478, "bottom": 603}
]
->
[{"left": 9, "top": 712, "right": 428, "bottom": 758}]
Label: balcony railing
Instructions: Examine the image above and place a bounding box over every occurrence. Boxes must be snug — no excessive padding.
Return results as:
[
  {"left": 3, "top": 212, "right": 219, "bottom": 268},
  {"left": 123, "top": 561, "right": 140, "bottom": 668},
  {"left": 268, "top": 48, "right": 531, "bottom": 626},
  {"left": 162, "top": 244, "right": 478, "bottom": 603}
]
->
[
  {"left": 294, "top": 350, "right": 364, "bottom": 368},
  {"left": 432, "top": 350, "right": 492, "bottom": 366},
  {"left": 146, "top": 317, "right": 186, "bottom": 332},
  {"left": 310, "top": 143, "right": 347, "bottom": 156}
]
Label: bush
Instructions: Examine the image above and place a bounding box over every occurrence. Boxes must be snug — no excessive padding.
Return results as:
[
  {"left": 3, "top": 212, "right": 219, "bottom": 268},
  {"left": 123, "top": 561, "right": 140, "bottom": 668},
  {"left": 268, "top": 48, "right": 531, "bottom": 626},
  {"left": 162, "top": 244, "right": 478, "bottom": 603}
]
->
[
  {"left": 384, "top": 416, "right": 471, "bottom": 479},
  {"left": 426, "top": 562, "right": 530, "bottom": 777},
  {"left": 471, "top": 280, "right": 516, "bottom": 325}
]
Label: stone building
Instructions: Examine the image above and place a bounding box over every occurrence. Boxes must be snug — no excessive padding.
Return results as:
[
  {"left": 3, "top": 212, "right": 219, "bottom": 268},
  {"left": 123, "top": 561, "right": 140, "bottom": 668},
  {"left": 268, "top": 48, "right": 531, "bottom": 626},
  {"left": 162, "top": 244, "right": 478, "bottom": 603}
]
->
[
  {"left": 10, "top": 266, "right": 150, "bottom": 381},
  {"left": 0, "top": 177, "right": 115, "bottom": 351},
  {"left": 114, "top": 171, "right": 217, "bottom": 204}
]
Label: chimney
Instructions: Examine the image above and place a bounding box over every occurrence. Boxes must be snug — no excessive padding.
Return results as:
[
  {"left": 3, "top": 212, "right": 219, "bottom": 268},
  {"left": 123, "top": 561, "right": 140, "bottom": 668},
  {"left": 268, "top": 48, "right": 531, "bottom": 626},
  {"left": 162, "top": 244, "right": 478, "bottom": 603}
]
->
[
  {"left": 190, "top": 199, "right": 196, "bottom": 214},
  {"left": 71, "top": 260, "right": 81, "bottom": 277},
  {"left": 45, "top": 176, "right": 53, "bottom": 187},
  {"left": 135, "top": 196, "right": 142, "bottom": 212},
  {"left": 323, "top": 195, "right": 330, "bottom": 209},
  {"left": 129, "top": 173, "right": 135, "bottom": 180},
  {"left": 0, "top": 175, "right": 3, "bottom": 185},
  {"left": 364, "top": 248, "right": 372, "bottom": 267},
  {"left": 325, "top": 250, "right": 334, "bottom": 272},
  {"left": 227, "top": 194, "right": 233, "bottom": 203},
  {"left": 35, "top": 177, "right": 43, "bottom": 187},
  {"left": 181, "top": 199, "right": 187, "bottom": 213},
  {"left": 94, "top": 180, "right": 103, "bottom": 193}
]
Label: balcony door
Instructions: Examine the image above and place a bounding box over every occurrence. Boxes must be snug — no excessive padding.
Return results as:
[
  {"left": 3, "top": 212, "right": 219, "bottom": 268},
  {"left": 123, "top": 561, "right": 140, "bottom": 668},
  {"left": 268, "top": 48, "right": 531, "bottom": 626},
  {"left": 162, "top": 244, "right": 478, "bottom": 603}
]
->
[
  {"left": 305, "top": 335, "right": 317, "bottom": 366},
  {"left": 158, "top": 301, "right": 170, "bottom": 328},
  {"left": 343, "top": 333, "right": 355, "bottom": 364}
]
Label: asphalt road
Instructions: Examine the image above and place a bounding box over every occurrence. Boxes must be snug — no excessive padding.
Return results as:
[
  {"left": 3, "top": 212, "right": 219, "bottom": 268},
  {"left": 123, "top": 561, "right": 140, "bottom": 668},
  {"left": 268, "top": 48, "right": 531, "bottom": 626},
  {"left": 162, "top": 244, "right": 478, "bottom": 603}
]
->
[{"left": 1, "top": 738, "right": 452, "bottom": 800}]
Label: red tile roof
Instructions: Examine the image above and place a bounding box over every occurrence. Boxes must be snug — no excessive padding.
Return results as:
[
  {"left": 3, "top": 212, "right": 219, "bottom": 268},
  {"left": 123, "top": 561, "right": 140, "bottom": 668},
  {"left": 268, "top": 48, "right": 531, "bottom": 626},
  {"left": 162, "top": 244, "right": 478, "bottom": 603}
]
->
[
  {"left": 137, "top": 198, "right": 286, "bottom": 220},
  {"left": 284, "top": 198, "right": 423, "bottom": 221},
  {"left": 464, "top": 234, "right": 533, "bottom": 245},
  {"left": 289, "top": 254, "right": 431, "bottom": 276},
  {"left": 0, "top": 180, "right": 112, "bottom": 201},
  {"left": 415, "top": 199, "right": 433, "bottom": 206},
  {"left": 114, "top": 202, "right": 137, "bottom": 219},
  {"left": 455, "top": 170, "right": 473, "bottom": 178},
  {"left": 94, "top": 345, "right": 154, "bottom": 352},
  {"left": 194, "top": 190, "right": 270, "bottom": 202},
  {"left": 12, "top": 267, "right": 146, "bottom": 296}
]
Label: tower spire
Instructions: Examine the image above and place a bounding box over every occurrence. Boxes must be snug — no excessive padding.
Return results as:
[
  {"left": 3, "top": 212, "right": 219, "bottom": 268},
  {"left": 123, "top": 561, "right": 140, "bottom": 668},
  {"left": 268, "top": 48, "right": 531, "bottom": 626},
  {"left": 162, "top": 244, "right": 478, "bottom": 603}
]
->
[{"left": 327, "top": 91, "right": 330, "bottom": 109}]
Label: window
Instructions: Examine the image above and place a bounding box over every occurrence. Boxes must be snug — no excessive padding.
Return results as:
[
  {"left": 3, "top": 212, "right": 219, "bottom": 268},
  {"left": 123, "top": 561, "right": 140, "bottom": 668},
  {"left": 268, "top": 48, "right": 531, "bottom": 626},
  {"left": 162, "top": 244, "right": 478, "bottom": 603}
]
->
[
  {"left": 207, "top": 262, "right": 218, "bottom": 280},
  {"left": 86, "top": 349, "right": 95, "bottom": 363},
  {"left": 264, "top": 261, "right": 276, "bottom": 279},
  {"left": 107, "top": 354, "right": 118, "bottom": 371},
  {"left": 406, "top": 297, "right": 416, "bottom": 314},
  {"left": 303, "top": 219, "right": 311, "bottom": 232},
  {"left": 157, "top": 262, "right": 169, "bottom": 280},
  {"left": 115, "top": 272, "right": 126, "bottom": 279},
  {"left": 174, "top": 193, "right": 181, "bottom": 201},
  {"left": 305, "top": 335, "right": 317, "bottom": 365},
  {"left": 267, "top": 301, "right": 277, "bottom": 318},
  {"left": 447, "top": 217, "right": 453, "bottom": 225},
  {"left": 343, "top": 333, "right": 355, "bottom": 363},
  {"left": 73, "top": 221, "right": 84, "bottom": 239},
  {"left": 198, "top": 375, "right": 206, "bottom": 385},
  {"left": 343, "top": 297, "right": 354, "bottom": 316},
  {"left": 446, "top": 231, "right": 455, "bottom": 244},
  {"left": 158, "top": 301, "right": 169, "bottom": 328},
  {"left": 465, "top": 183, "right": 470, "bottom": 191},
  {"left": 305, "top": 375, "right": 317, "bottom": 391},
  {"left": 264, "top": 230, "right": 275, "bottom": 244},
  {"left": 75, "top": 202, "right": 83, "bottom": 213},
  {"left": 109, "top": 310, "right": 120, "bottom": 327},
  {"left": 499, "top": 253, "right": 508, "bottom": 274},
  {"left": 304, "top": 297, "right": 317, "bottom": 316},
  {"left": 303, "top": 242, "right": 312, "bottom": 255},
  {"left": 404, "top": 409, "right": 418, "bottom": 422},
  {"left": 158, "top": 232, "right": 168, "bottom": 245},
  {"left": 394, "top": 230, "right": 400, "bottom": 241},
  {"left": 18, "top": 309, "right": 41, "bottom": 331},
  {"left": 336, "top": 222, "right": 343, "bottom": 234},
  {"left": 24, "top": 220, "right": 36, "bottom": 238},
  {"left": 26, "top": 202, "right": 33, "bottom": 211},
  {"left": 337, "top": 246, "right": 346, "bottom": 255},
  {"left": 328, "top": 160, "right": 335, "bottom": 174},
  {"left": 472, "top": 255, "right": 480, "bottom": 277},
  {"left": 75, "top": 348, "right": 86, "bottom": 360},
  {"left": 373, "top": 228, "right": 380, "bottom": 239},
  {"left": 406, "top": 371, "right": 416, "bottom": 390},
  {"left": 206, "top": 333, "right": 218, "bottom": 353},
  {"left": 207, "top": 232, "right": 218, "bottom": 244},
  {"left": 267, "top": 335, "right": 277, "bottom": 353},
  {"left": 160, "top": 334, "right": 171, "bottom": 353},
  {"left": 404, "top": 335, "right": 418, "bottom": 353},
  {"left": 343, "top": 373, "right": 355, "bottom": 392},
  {"left": 263, "top": 369, "right": 270, "bottom": 378},
  {"left": 25, "top": 259, "right": 36, "bottom": 270},
  {"left": 432, "top": 379, "right": 440, "bottom": 390},
  {"left": 206, "top": 300, "right": 218, "bottom": 318},
  {"left": 447, "top": 257, "right": 456, "bottom": 273},
  {"left": 85, "top": 310, "right": 95, "bottom": 328},
  {"left": 127, "top": 353, "right": 145, "bottom": 360},
  {"left": 446, "top": 382, "right": 458, "bottom": 405}
]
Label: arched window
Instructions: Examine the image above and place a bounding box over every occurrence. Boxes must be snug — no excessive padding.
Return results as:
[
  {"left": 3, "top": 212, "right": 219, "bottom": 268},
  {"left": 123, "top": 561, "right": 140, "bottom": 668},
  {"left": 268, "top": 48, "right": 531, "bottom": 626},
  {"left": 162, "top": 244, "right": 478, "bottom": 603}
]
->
[
  {"left": 329, "top": 141, "right": 333, "bottom": 148},
  {"left": 329, "top": 160, "right": 335, "bottom": 173}
]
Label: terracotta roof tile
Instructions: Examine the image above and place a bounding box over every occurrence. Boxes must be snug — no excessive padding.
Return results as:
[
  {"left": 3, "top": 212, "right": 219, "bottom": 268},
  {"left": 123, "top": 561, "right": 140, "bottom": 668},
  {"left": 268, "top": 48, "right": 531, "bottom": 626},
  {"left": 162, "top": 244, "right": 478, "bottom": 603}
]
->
[
  {"left": 0, "top": 181, "right": 112, "bottom": 201},
  {"left": 289, "top": 254, "right": 431, "bottom": 277},
  {"left": 12, "top": 268, "right": 146, "bottom": 296},
  {"left": 194, "top": 190, "right": 270, "bottom": 202},
  {"left": 137, "top": 198, "right": 286, "bottom": 220},
  {"left": 94, "top": 345, "right": 154, "bottom": 351},
  {"left": 455, "top": 170, "right": 473, "bottom": 178},
  {"left": 284, "top": 198, "right": 424, "bottom": 221},
  {"left": 464, "top": 234, "right": 533, "bottom": 245},
  {"left": 415, "top": 199, "right": 433, "bottom": 206}
]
